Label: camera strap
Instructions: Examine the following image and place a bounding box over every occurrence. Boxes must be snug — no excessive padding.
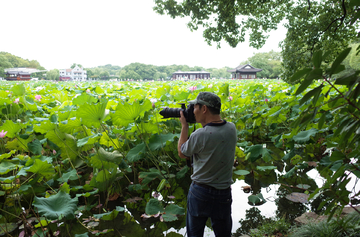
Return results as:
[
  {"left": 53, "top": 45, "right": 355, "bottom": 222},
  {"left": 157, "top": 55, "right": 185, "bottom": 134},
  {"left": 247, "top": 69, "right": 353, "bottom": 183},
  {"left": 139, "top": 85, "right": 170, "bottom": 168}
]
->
[{"left": 186, "top": 125, "right": 196, "bottom": 168}]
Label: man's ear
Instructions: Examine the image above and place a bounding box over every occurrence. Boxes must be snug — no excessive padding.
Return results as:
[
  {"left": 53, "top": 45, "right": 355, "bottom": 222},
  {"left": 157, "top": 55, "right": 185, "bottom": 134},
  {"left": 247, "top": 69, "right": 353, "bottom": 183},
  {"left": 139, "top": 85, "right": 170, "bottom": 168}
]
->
[{"left": 202, "top": 105, "right": 208, "bottom": 114}]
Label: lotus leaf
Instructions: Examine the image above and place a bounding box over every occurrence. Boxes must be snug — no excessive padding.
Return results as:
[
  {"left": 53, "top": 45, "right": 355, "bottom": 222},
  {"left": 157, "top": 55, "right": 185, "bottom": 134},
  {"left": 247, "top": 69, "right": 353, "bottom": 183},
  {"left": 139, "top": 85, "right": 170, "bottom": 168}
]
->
[
  {"left": 145, "top": 198, "right": 163, "bottom": 215},
  {"left": 33, "top": 191, "right": 78, "bottom": 220},
  {"left": 93, "top": 206, "right": 125, "bottom": 220},
  {"left": 77, "top": 101, "right": 108, "bottom": 128}
]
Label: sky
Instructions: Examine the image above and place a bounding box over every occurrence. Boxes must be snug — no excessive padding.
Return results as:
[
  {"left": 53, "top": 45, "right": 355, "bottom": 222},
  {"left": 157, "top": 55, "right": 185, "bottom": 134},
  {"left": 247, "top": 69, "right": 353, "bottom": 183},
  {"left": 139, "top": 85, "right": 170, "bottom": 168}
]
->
[{"left": 0, "top": 0, "right": 287, "bottom": 71}]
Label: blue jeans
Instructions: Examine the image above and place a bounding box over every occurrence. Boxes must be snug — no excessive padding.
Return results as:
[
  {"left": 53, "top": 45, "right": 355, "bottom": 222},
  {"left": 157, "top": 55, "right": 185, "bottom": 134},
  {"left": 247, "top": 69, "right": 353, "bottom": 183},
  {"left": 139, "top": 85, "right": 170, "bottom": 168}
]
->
[{"left": 186, "top": 182, "right": 232, "bottom": 237}]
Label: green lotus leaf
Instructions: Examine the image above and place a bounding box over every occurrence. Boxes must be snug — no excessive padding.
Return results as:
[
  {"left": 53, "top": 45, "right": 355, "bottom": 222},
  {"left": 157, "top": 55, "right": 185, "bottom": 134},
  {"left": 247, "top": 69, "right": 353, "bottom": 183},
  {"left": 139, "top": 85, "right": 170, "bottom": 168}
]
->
[
  {"left": 0, "top": 223, "right": 17, "bottom": 236},
  {"left": 0, "top": 176, "right": 15, "bottom": 183},
  {"left": 162, "top": 204, "right": 185, "bottom": 222},
  {"left": 0, "top": 120, "right": 21, "bottom": 138},
  {"left": 33, "top": 120, "right": 56, "bottom": 134},
  {"left": 11, "top": 83, "right": 26, "bottom": 96},
  {"left": 173, "top": 91, "right": 190, "bottom": 101},
  {"left": 92, "top": 147, "right": 122, "bottom": 165},
  {"left": 77, "top": 133, "right": 102, "bottom": 147},
  {"left": 0, "top": 150, "right": 16, "bottom": 162},
  {"left": 0, "top": 90, "right": 12, "bottom": 104},
  {"left": 28, "top": 139, "right": 43, "bottom": 155},
  {"left": 293, "top": 128, "right": 318, "bottom": 143},
  {"left": 139, "top": 169, "right": 163, "bottom": 186},
  {"left": 112, "top": 99, "right": 152, "bottom": 127},
  {"left": 6, "top": 137, "right": 31, "bottom": 151},
  {"left": 234, "top": 170, "right": 250, "bottom": 176},
  {"left": 256, "top": 166, "right": 277, "bottom": 171},
  {"left": 75, "top": 189, "right": 98, "bottom": 198},
  {"left": 57, "top": 169, "right": 81, "bottom": 183},
  {"left": 95, "top": 168, "right": 117, "bottom": 183},
  {"left": 148, "top": 133, "right": 179, "bottom": 151},
  {"left": 126, "top": 142, "right": 146, "bottom": 162},
  {"left": 99, "top": 132, "right": 122, "bottom": 148},
  {"left": 25, "top": 159, "right": 55, "bottom": 179},
  {"left": 93, "top": 206, "right": 125, "bottom": 220},
  {"left": 248, "top": 193, "right": 266, "bottom": 206},
  {"left": 77, "top": 101, "right": 108, "bottom": 128},
  {"left": 59, "top": 118, "right": 82, "bottom": 133},
  {"left": 145, "top": 198, "right": 164, "bottom": 215},
  {"left": 45, "top": 129, "right": 78, "bottom": 160},
  {"left": 72, "top": 93, "right": 98, "bottom": 106},
  {"left": 141, "top": 122, "right": 158, "bottom": 134},
  {"left": 24, "top": 96, "right": 38, "bottom": 111},
  {"left": 176, "top": 166, "right": 190, "bottom": 179},
  {"left": 33, "top": 191, "right": 78, "bottom": 220},
  {"left": 219, "top": 83, "right": 229, "bottom": 98},
  {"left": 75, "top": 233, "right": 89, "bottom": 237}
]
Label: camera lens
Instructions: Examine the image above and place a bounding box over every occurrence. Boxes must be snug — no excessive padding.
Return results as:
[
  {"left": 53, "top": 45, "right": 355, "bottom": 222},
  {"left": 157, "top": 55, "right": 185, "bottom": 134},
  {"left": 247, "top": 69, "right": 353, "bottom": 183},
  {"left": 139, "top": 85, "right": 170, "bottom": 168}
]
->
[{"left": 159, "top": 107, "right": 183, "bottom": 118}]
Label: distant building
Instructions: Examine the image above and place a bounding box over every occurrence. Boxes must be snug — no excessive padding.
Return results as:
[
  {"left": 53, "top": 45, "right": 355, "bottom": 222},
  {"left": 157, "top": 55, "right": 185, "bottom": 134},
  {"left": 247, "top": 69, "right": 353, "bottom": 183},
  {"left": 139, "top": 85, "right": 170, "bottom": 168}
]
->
[
  {"left": 59, "top": 65, "right": 87, "bottom": 81},
  {"left": 228, "top": 64, "right": 262, "bottom": 79},
  {"left": 172, "top": 70, "right": 210, "bottom": 80},
  {"left": 4, "top": 68, "right": 47, "bottom": 81}
]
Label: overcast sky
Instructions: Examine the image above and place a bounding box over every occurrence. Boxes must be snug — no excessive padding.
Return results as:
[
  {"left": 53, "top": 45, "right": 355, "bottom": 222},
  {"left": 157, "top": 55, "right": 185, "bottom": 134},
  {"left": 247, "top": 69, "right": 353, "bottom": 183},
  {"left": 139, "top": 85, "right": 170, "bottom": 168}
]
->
[{"left": 1, "top": 0, "right": 287, "bottom": 70}]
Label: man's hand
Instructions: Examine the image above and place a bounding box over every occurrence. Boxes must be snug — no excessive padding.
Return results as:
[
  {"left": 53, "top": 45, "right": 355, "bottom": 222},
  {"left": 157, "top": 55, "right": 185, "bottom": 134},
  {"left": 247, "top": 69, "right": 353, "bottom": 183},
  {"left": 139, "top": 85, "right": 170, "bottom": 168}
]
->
[
  {"left": 178, "top": 111, "right": 189, "bottom": 159},
  {"left": 179, "top": 111, "right": 189, "bottom": 128}
]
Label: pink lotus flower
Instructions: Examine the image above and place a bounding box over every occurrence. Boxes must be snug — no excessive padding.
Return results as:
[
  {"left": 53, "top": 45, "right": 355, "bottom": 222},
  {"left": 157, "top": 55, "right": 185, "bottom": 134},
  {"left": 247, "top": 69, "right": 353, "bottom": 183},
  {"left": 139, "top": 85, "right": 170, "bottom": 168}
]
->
[
  {"left": 14, "top": 98, "right": 20, "bottom": 104},
  {"left": 0, "top": 130, "right": 7, "bottom": 138},
  {"left": 35, "top": 95, "right": 41, "bottom": 101},
  {"left": 189, "top": 86, "right": 197, "bottom": 92},
  {"left": 53, "top": 150, "right": 57, "bottom": 155},
  {"left": 208, "top": 84, "right": 213, "bottom": 89},
  {"left": 86, "top": 89, "right": 90, "bottom": 93},
  {"left": 265, "top": 98, "right": 269, "bottom": 102},
  {"left": 228, "top": 96, "right": 233, "bottom": 101}
]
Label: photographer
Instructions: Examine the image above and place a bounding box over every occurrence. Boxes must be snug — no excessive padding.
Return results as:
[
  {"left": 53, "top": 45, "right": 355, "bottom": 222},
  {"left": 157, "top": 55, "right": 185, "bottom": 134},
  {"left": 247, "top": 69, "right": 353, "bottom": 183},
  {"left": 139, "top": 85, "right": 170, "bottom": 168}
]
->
[{"left": 177, "top": 92, "right": 237, "bottom": 237}]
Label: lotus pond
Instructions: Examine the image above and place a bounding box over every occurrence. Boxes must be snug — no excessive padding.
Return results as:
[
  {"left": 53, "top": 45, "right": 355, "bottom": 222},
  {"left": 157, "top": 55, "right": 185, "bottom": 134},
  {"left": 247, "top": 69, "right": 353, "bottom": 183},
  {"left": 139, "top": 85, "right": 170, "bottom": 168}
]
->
[{"left": 0, "top": 79, "right": 358, "bottom": 236}]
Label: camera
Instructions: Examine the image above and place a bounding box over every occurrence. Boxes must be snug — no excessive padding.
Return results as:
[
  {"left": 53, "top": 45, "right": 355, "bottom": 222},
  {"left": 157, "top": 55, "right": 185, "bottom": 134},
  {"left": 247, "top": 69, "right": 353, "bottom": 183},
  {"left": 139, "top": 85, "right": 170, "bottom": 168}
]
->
[{"left": 159, "top": 103, "right": 196, "bottom": 123}]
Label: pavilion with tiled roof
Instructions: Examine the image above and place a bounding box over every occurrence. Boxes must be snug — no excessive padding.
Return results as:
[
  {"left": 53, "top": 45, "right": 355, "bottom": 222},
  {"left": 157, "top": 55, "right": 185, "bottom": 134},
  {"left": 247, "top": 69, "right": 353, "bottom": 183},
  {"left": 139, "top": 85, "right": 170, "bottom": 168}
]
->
[{"left": 227, "top": 64, "right": 262, "bottom": 79}]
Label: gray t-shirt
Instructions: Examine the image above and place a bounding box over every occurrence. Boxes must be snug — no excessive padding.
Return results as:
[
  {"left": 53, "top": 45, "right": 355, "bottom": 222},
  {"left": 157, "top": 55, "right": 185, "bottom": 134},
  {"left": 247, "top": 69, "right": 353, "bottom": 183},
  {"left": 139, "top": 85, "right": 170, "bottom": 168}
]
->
[{"left": 181, "top": 120, "right": 237, "bottom": 189}]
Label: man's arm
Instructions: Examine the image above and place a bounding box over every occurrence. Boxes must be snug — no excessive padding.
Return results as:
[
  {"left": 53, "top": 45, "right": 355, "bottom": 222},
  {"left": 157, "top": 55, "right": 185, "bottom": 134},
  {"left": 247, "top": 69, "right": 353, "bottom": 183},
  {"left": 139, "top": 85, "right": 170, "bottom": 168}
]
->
[{"left": 178, "top": 111, "right": 190, "bottom": 159}]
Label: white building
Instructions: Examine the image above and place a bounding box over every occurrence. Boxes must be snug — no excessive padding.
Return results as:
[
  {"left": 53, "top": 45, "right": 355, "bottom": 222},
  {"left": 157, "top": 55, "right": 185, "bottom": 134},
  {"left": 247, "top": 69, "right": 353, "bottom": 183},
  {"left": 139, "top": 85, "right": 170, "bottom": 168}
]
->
[{"left": 59, "top": 65, "right": 87, "bottom": 81}]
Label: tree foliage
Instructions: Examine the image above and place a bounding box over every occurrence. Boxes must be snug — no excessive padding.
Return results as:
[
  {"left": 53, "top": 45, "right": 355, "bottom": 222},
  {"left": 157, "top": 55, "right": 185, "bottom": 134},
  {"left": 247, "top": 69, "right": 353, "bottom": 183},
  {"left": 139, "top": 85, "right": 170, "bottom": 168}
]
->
[
  {"left": 241, "top": 50, "right": 283, "bottom": 78},
  {"left": 153, "top": 0, "right": 360, "bottom": 81},
  {"left": 46, "top": 69, "right": 59, "bottom": 81}
]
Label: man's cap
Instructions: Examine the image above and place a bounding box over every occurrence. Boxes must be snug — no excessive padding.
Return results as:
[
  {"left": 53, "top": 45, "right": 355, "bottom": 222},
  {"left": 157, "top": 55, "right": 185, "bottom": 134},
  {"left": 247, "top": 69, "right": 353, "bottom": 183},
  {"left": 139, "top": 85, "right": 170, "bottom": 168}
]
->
[{"left": 188, "top": 92, "right": 221, "bottom": 110}]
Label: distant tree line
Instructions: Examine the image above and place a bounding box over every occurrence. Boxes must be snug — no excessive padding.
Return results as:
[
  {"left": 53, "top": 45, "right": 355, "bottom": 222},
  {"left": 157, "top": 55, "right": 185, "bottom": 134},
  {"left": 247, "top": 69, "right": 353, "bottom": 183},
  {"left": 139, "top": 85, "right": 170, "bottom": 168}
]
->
[
  {"left": 85, "top": 63, "right": 232, "bottom": 80},
  {"left": 6, "top": 47, "right": 359, "bottom": 81}
]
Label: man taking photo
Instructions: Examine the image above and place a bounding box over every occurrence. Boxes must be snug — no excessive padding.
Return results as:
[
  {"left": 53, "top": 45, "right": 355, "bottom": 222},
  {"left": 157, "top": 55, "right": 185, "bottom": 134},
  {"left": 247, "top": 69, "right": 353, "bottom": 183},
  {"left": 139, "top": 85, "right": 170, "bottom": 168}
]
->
[{"left": 178, "top": 91, "right": 237, "bottom": 237}]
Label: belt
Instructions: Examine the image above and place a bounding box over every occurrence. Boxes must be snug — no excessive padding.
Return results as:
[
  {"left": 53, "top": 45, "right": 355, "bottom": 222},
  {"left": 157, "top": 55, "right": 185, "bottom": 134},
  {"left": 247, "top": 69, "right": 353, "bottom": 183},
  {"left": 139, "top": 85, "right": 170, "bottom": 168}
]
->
[{"left": 193, "top": 181, "right": 230, "bottom": 191}]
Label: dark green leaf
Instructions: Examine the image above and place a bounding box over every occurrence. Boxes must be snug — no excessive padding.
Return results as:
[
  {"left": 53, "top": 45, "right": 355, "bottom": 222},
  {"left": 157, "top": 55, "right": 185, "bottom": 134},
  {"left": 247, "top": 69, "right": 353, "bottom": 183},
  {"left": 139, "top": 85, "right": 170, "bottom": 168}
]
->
[
  {"left": 33, "top": 191, "right": 78, "bottom": 220},
  {"left": 28, "top": 139, "right": 43, "bottom": 155},
  {"left": 295, "top": 79, "right": 314, "bottom": 96},
  {"left": 313, "top": 50, "right": 322, "bottom": 68},
  {"left": 234, "top": 170, "right": 250, "bottom": 175},
  {"left": 299, "top": 85, "right": 323, "bottom": 106},
  {"left": 126, "top": 142, "right": 146, "bottom": 162},
  {"left": 329, "top": 48, "right": 351, "bottom": 76},
  {"left": 318, "top": 112, "right": 327, "bottom": 130},
  {"left": 145, "top": 198, "right": 163, "bottom": 215},
  {"left": 293, "top": 128, "right": 318, "bottom": 143},
  {"left": 289, "top": 68, "right": 312, "bottom": 83}
]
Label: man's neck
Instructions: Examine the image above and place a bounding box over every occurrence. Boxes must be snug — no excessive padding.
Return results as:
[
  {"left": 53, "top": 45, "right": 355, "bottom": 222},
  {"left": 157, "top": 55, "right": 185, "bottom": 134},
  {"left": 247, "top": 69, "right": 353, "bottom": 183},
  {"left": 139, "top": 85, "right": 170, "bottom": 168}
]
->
[{"left": 201, "top": 115, "right": 222, "bottom": 127}]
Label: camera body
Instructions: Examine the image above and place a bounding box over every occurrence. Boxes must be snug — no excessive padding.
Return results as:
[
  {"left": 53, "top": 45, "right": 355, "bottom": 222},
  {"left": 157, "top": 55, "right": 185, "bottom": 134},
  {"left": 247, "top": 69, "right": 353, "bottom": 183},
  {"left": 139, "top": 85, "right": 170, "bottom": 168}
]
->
[{"left": 159, "top": 103, "right": 196, "bottom": 123}]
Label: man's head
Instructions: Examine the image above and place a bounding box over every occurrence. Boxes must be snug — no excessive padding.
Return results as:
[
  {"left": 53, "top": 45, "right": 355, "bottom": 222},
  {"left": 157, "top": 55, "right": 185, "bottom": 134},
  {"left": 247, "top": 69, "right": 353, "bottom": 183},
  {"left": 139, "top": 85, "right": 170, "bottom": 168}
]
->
[{"left": 189, "top": 92, "right": 221, "bottom": 114}]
